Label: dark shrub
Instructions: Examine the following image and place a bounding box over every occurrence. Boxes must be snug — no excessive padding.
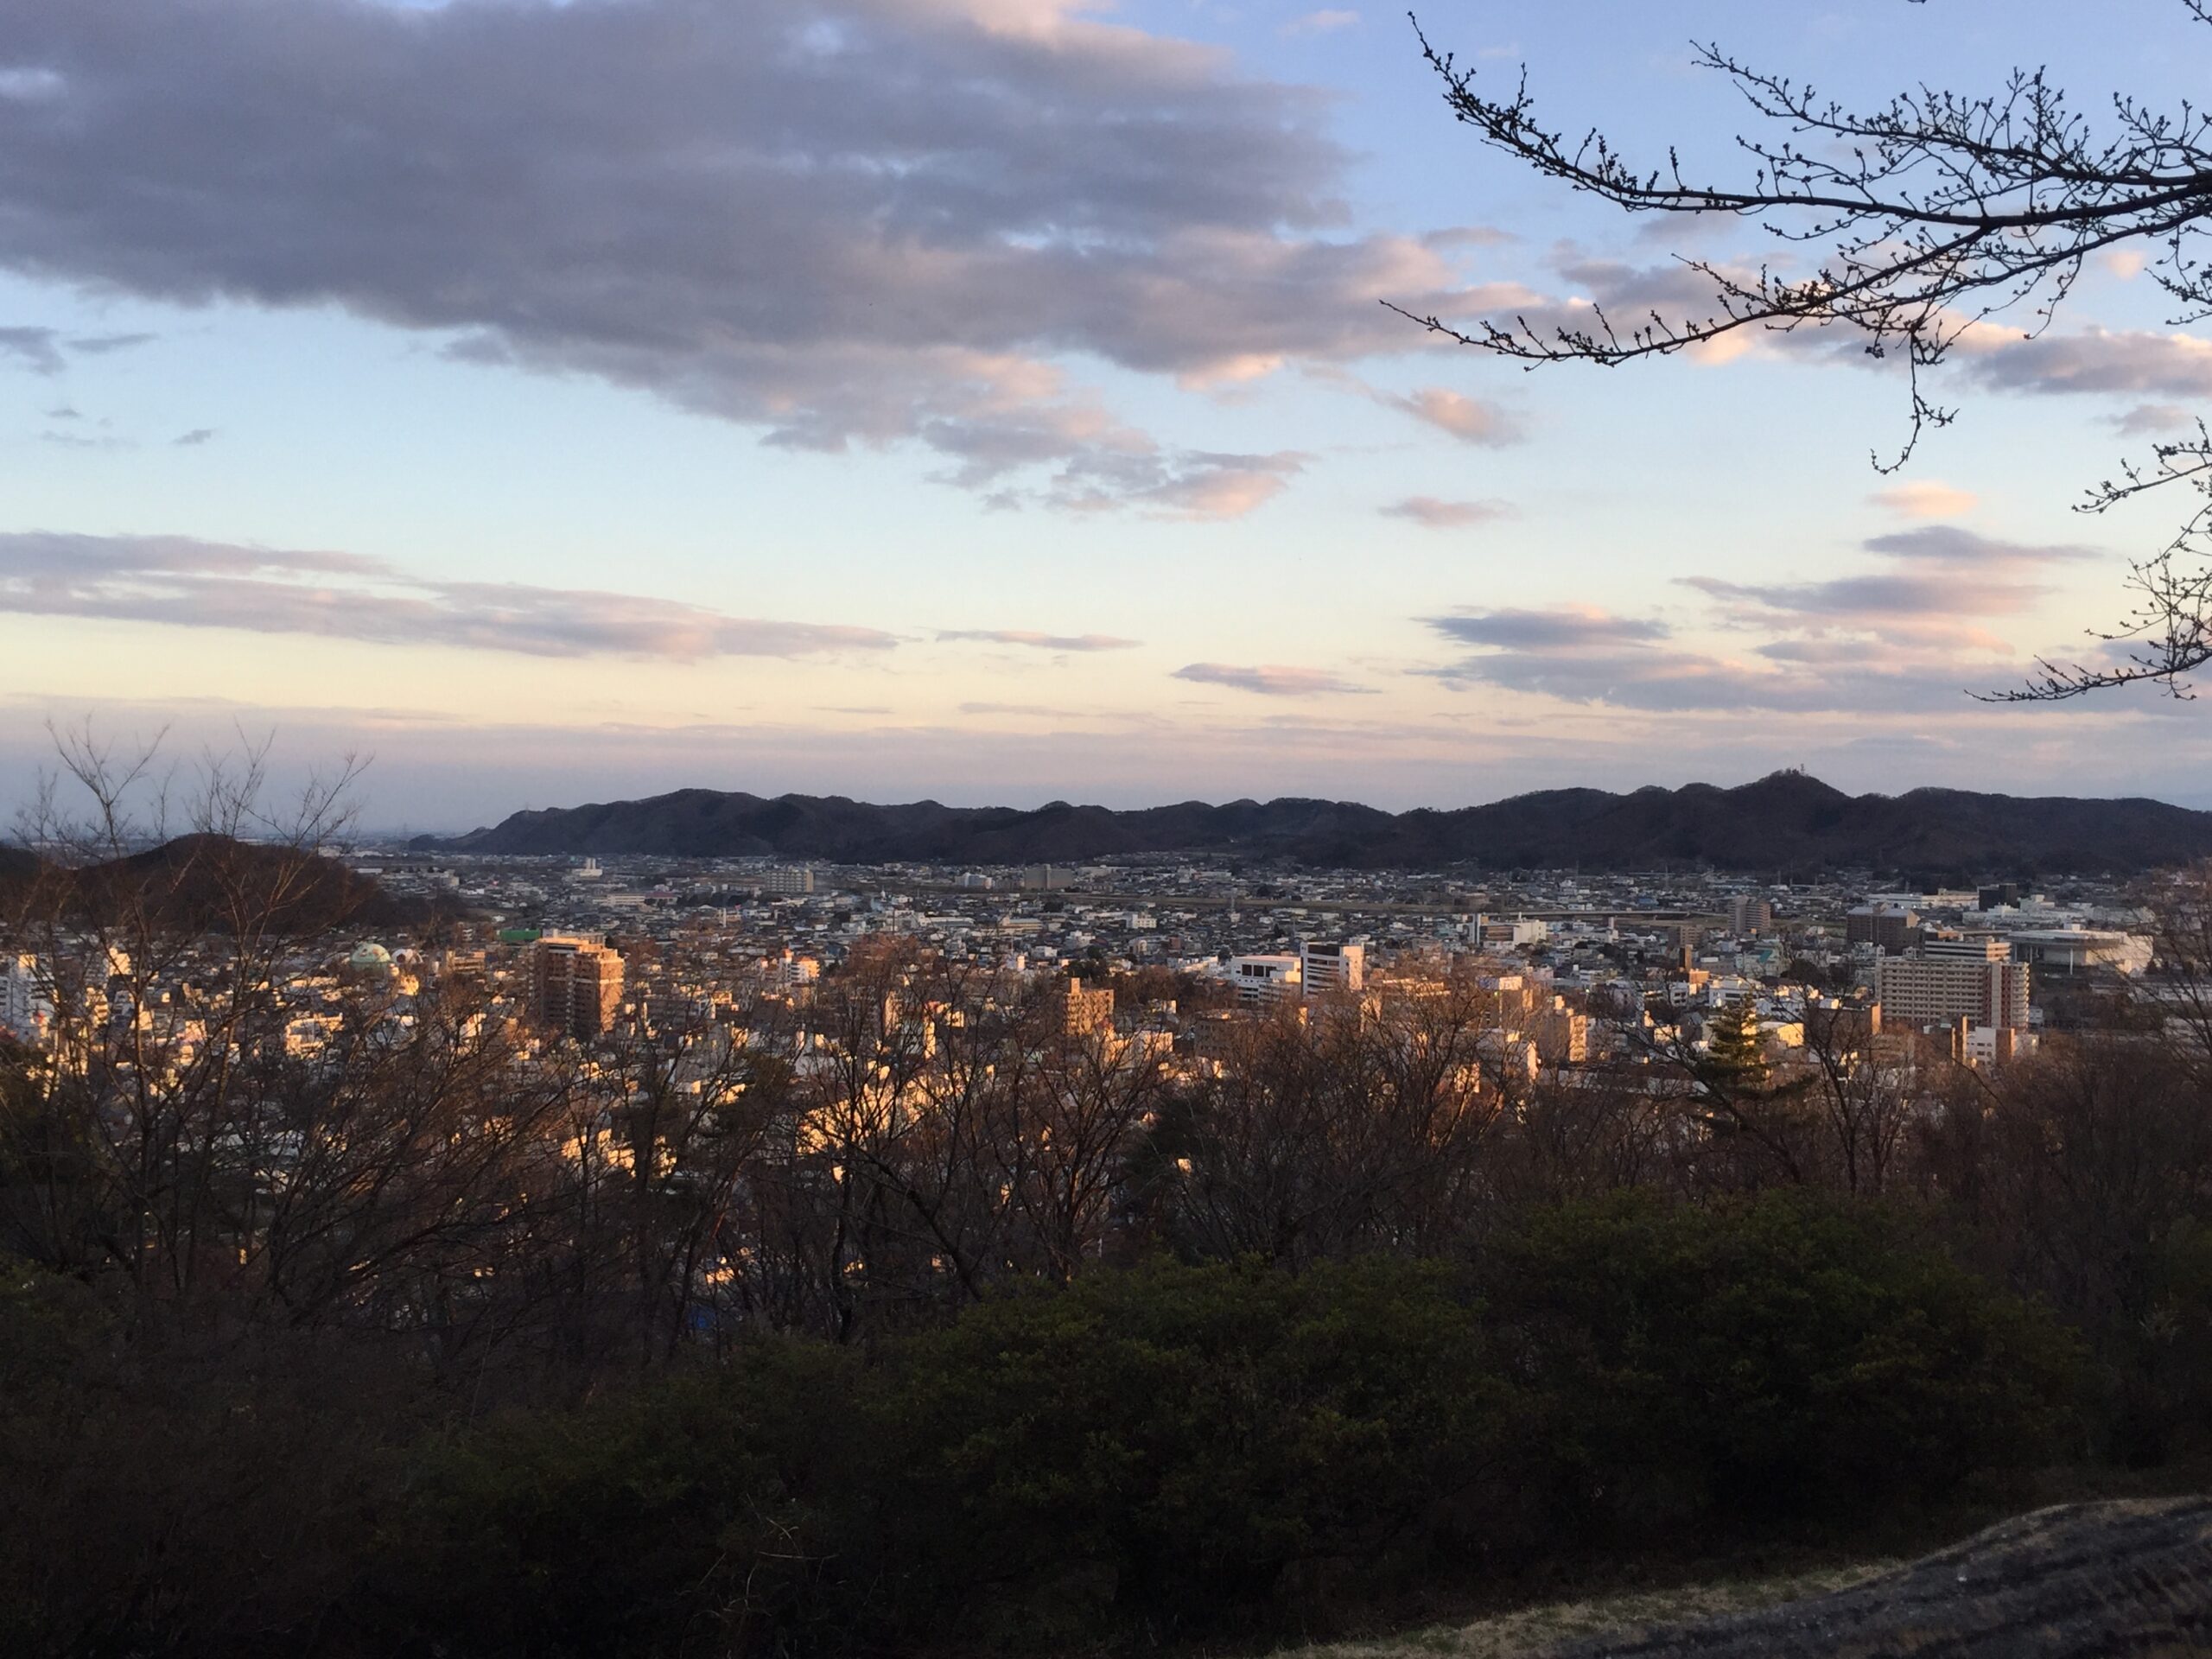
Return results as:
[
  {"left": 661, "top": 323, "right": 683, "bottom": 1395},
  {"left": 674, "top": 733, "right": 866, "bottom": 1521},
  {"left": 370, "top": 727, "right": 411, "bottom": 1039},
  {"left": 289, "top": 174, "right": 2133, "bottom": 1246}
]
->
[
  {"left": 871, "top": 1256, "right": 1513, "bottom": 1637},
  {"left": 1477, "top": 1192, "right": 2082, "bottom": 1539}
]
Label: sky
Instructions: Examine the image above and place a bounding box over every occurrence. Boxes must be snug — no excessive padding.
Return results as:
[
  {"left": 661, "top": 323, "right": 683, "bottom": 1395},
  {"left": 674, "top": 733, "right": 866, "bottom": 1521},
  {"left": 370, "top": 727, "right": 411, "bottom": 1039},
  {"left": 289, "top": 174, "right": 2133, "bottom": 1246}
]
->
[{"left": 7, "top": 0, "right": 2212, "bottom": 831}]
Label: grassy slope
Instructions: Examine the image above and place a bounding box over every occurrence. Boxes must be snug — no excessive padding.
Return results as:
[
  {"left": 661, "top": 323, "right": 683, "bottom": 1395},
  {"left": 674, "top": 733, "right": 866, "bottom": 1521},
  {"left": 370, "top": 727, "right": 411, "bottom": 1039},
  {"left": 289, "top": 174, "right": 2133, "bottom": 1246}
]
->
[
  {"left": 1289, "top": 1495, "right": 2212, "bottom": 1659},
  {"left": 1296, "top": 1562, "right": 1893, "bottom": 1659}
]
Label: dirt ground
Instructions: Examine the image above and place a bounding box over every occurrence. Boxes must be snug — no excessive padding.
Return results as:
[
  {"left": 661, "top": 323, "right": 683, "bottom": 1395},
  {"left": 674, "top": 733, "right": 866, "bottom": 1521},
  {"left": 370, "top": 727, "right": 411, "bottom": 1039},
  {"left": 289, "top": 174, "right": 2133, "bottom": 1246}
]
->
[{"left": 1300, "top": 1497, "right": 2212, "bottom": 1659}]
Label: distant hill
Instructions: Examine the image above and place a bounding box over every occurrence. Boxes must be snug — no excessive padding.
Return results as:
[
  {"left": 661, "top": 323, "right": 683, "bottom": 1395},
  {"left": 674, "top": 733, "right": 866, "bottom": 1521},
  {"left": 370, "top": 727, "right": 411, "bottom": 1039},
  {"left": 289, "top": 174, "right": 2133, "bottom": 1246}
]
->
[
  {"left": 3, "top": 834, "right": 454, "bottom": 934},
  {"left": 412, "top": 772, "right": 2212, "bottom": 876}
]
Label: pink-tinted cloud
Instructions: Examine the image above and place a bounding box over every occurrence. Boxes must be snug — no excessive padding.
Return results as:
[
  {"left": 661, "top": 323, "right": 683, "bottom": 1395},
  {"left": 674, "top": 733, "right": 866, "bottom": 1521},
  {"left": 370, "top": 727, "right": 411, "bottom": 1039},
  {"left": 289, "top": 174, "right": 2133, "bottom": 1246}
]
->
[
  {"left": 1380, "top": 386, "right": 1524, "bottom": 445},
  {"left": 938, "top": 629, "right": 1140, "bottom": 651},
  {"left": 0, "top": 531, "right": 894, "bottom": 660},
  {"left": 1381, "top": 496, "right": 1515, "bottom": 529},
  {"left": 1870, "top": 481, "right": 1977, "bottom": 518},
  {"left": 1957, "top": 327, "right": 2212, "bottom": 398}
]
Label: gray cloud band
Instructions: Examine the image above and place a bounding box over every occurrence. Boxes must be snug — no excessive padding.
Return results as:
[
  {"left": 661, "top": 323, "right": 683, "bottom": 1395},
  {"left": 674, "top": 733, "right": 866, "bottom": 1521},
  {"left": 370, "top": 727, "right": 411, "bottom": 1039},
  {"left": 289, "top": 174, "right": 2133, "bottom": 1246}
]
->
[
  {"left": 0, "top": 532, "right": 893, "bottom": 660},
  {"left": 0, "top": 0, "right": 1477, "bottom": 515},
  {"left": 1421, "top": 526, "right": 2106, "bottom": 714}
]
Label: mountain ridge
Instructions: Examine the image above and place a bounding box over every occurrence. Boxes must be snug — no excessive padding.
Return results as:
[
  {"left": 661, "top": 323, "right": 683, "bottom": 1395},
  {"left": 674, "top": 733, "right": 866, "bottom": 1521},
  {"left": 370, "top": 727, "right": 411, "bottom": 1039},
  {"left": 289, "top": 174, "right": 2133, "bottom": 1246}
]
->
[{"left": 410, "top": 772, "right": 2212, "bottom": 875}]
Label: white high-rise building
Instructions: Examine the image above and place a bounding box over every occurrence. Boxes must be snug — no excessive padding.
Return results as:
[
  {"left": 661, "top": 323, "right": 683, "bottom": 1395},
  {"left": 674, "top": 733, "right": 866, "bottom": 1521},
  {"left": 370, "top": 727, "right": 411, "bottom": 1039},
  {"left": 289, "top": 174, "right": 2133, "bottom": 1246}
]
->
[
  {"left": 1224, "top": 954, "right": 1302, "bottom": 1005},
  {"left": 1299, "top": 941, "right": 1366, "bottom": 995}
]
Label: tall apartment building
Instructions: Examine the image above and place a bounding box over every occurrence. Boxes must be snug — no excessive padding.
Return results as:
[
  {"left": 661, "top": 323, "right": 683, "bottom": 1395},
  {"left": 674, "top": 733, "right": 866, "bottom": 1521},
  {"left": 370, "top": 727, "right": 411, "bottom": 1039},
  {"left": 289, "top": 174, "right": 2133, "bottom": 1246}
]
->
[
  {"left": 1876, "top": 937, "right": 2030, "bottom": 1031},
  {"left": 1299, "top": 940, "right": 1366, "bottom": 996},
  {"left": 1729, "top": 895, "right": 1774, "bottom": 936},
  {"left": 1059, "top": 976, "right": 1116, "bottom": 1036},
  {"left": 529, "top": 937, "right": 625, "bottom": 1039},
  {"left": 754, "top": 865, "right": 816, "bottom": 896},
  {"left": 1531, "top": 996, "right": 1590, "bottom": 1064}
]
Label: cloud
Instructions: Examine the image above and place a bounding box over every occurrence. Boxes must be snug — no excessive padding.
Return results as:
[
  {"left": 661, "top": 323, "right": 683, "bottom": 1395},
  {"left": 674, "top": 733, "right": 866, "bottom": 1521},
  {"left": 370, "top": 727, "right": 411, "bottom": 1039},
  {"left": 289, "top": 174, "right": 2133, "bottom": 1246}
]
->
[
  {"left": 1283, "top": 10, "right": 1359, "bottom": 34},
  {"left": 0, "top": 531, "right": 896, "bottom": 660},
  {"left": 1424, "top": 607, "right": 1669, "bottom": 651},
  {"left": 1423, "top": 226, "right": 1516, "bottom": 251},
  {"left": 937, "top": 628, "right": 1140, "bottom": 651},
  {"left": 1048, "top": 448, "right": 1307, "bottom": 518},
  {"left": 0, "top": 0, "right": 1489, "bottom": 513},
  {"left": 1870, "top": 480, "right": 1977, "bottom": 518},
  {"left": 1680, "top": 525, "right": 2094, "bottom": 652},
  {"left": 1427, "top": 641, "right": 1986, "bottom": 715},
  {"left": 0, "top": 326, "right": 62, "bottom": 374},
  {"left": 1381, "top": 495, "right": 1514, "bottom": 530},
  {"left": 1857, "top": 524, "right": 2093, "bottom": 567},
  {"left": 1379, "top": 385, "right": 1524, "bottom": 445},
  {"left": 2109, "top": 403, "right": 2197, "bottom": 436},
  {"left": 1958, "top": 327, "right": 2212, "bottom": 398},
  {"left": 1173, "top": 661, "right": 1370, "bottom": 696},
  {"left": 1417, "top": 529, "right": 2111, "bottom": 715},
  {"left": 1418, "top": 603, "right": 1996, "bottom": 714},
  {"left": 172, "top": 427, "right": 215, "bottom": 446},
  {"left": 67, "top": 331, "right": 155, "bottom": 356}
]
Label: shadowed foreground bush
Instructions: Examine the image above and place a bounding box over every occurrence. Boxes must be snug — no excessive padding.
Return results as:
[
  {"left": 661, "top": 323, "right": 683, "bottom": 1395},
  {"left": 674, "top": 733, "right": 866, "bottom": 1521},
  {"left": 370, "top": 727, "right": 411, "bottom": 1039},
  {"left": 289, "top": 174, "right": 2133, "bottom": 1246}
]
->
[{"left": 353, "top": 1195, "right": 2079, "bottom": 1657}]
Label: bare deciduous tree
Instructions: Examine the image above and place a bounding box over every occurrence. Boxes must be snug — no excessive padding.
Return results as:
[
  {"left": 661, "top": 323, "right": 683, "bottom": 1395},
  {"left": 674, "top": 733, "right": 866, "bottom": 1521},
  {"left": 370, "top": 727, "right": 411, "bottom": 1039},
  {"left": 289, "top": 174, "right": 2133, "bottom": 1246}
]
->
[{"left": 1400, "top": 3, "right": 2212, "bottom": 699}]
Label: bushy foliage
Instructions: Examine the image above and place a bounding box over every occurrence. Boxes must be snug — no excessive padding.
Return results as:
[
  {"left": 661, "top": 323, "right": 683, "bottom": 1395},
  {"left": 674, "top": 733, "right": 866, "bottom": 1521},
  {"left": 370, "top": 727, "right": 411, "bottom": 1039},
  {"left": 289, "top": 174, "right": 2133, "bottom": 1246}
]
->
[
  {"left": 353, "top": 1217, "right": 2076, "bottom": 1657},
  {"left": 372, "top": 1341, "right": 863, "bottom": 1659},
  {"left": 871, "top": 1258, "right": 1509, "bottom": 1637},
  {"left": 1475, "top": 1195, "right": 2082, "bottom": 1540}
]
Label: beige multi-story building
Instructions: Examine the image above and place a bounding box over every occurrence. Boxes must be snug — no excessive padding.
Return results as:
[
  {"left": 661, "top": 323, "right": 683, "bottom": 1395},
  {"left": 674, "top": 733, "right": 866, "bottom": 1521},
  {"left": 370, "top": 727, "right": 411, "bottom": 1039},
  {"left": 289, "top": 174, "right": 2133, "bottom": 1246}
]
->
[
  {"left": 529, "top": 937, "right": 625, "bottom": 1039},
  {"left": 1876, "top": 937, "right": 2030, "bottom": 1031},
  {"left": 1531, "top": 997, "right": 1591, "bottom": 1064},
  {"left": 1060, "top": 976, "right": 1116, "bottom": 1036},
  {"left": 1729, "top": 895, "right": 1774, "bottom": 936}
]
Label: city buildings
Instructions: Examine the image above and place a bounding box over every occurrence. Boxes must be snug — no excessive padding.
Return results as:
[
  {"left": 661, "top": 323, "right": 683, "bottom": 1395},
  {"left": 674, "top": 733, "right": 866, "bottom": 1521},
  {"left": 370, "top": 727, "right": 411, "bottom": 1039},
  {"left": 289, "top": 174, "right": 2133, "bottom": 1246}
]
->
[
  {"left": 1, "top": 953, "right": 50, "bottom": 1042},
  {"left": 2004, "top": 928, "right": 2153, "bottom": 977},
  {"left": 1224, "top": 953, "right": 1301, "bottom": 1005},
  {"left": 1876, "top": 937, "right": 2031, "bottom": 1031},
  {"left": 1060, "top": 976, "right": 1116, "bottom": 1035},
  {"left": 1847, "top": 904, "right": 1921, "bottom": 952},
  {"left": 1299, "top": 940, "right": 1366, "bottom": 995},
  {"left": 529, "top": 936, "right": 626, "bottom": 1039}
]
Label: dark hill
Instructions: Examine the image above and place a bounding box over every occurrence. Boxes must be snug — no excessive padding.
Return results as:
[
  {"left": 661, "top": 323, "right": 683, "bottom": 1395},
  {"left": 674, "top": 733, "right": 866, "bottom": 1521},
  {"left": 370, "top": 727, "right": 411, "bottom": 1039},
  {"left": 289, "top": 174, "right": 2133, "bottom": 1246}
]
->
[
  {"left": 413, "top": 772, "right": 2212, "bottom": 876},
  {"left": 5, "top": 835, "right": 452, "bottom": 934}
]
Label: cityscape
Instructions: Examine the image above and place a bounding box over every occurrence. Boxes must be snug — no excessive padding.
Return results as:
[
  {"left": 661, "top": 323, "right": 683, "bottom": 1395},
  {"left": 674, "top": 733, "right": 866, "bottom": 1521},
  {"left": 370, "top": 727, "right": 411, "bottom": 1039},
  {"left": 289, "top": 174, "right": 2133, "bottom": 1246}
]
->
[
  {"left": 10, "top": 0, "right": 2212, "bottom": 1653},
  {"left": 9, "top": 826, "right": 2175, "bottom": 1102}
]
